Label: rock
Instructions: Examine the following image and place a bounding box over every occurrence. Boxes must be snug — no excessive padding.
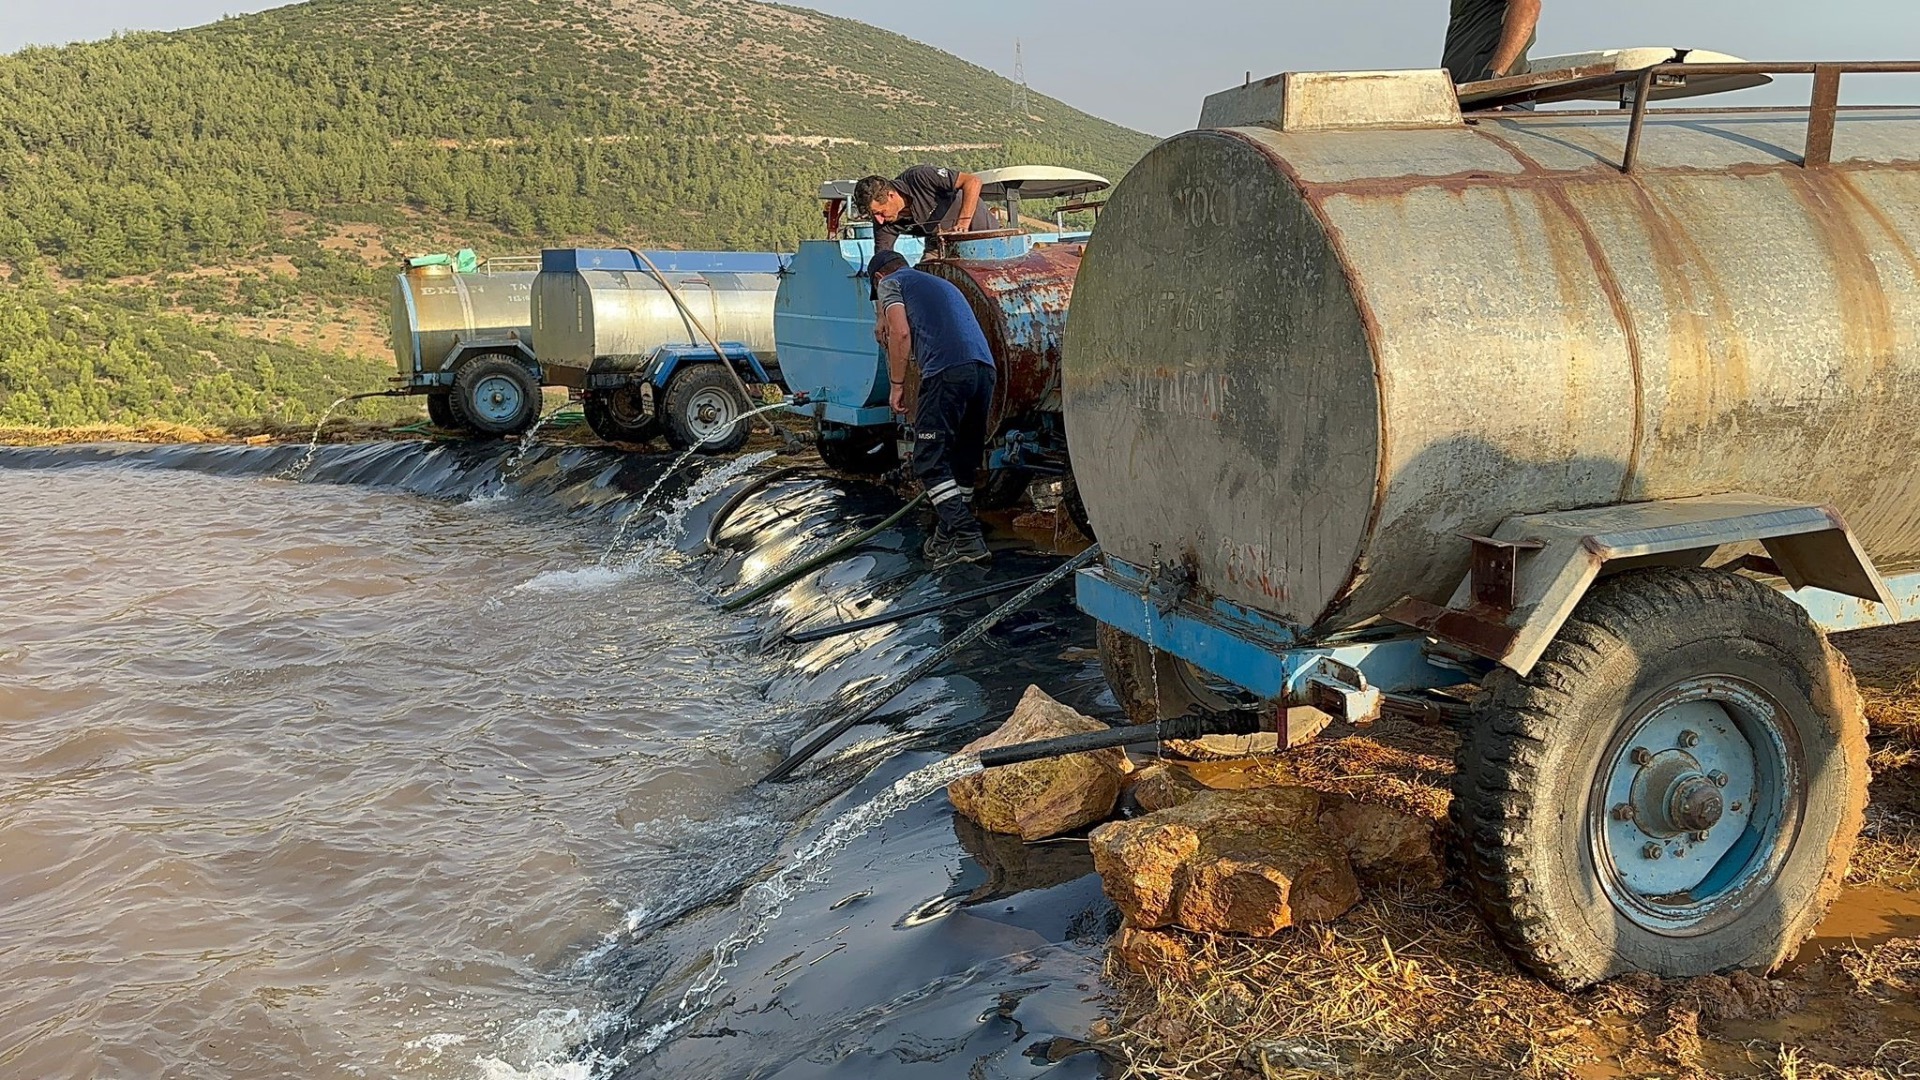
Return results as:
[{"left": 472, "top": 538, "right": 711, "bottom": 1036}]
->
[
  {"left": 950, "top": 811, "right": 1096, "bottom": 902},
  {"left": 1128, "top": 761, "right": 1209, "bottom": 813},
  {"left": 1165, "top": 707, "right": 1333, "bottom": 759},
  {"left": 1089, "top": 787, "right": 1361, "bottom": 936},
  {"left": 1316, "top": 794, "right": 1445, "bottom": 890},
  {"left": 1111, "top": 924, "right": 1194, "bottom": 974},
  {"left": 947, "top": 685, "right": 1130, "bottom": 841}
]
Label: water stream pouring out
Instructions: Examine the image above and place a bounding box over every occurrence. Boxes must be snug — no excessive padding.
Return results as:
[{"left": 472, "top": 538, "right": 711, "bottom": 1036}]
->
[
  {"left": 501, "top": 403, "right": 573, "bottom": 479},
  {"left": 631, "top": 752, "right": 985, "bottom": 1056},
  {"left": 280, "top": 391, "right": 402, "bottom": 481},
  {"left": 599, "top": 398, "right": 796, "bottom": 564}
]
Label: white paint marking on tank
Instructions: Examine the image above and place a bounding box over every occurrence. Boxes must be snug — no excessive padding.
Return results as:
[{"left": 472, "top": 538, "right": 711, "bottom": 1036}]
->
[{"left": 1130, "top": 368, "right": 1233, "bottom": 422}]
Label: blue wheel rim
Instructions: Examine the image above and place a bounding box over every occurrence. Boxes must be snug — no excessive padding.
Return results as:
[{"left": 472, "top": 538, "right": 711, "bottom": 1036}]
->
[
  {"left": 1589, "top": 675, "right": 1803, "bottom": 936},
  {"left": 471, "top": 374, "right": 526, "bottom": 426}
]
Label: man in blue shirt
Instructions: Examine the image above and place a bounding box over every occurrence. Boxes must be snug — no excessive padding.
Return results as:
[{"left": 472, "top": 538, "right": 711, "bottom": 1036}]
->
[{"left": 869, "top": 250, "right": 995, "bottom": 566}]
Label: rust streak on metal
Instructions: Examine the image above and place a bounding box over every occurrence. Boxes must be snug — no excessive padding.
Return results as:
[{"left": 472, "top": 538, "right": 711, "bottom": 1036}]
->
[
  {"left": 1534, "top": 183, "right": 1649, "bottom": 500},
  {"left": 1778, "top": 169, "right": 1899, "bottom": 383}
]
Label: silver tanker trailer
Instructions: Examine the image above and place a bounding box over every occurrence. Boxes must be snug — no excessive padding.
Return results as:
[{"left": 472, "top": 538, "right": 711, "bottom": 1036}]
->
[
  {"left": 532, "top": 248, "right": 785, "bottom": 454},
  {"left": 1063, "top": 59, "right": 1920, "bottom": 987},
  {"left": 389, "top": 253, "right": 542, "bottom": 435}
]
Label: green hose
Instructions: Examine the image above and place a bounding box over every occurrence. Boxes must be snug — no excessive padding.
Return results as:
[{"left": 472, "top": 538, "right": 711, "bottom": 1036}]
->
[{"left": 718, "top": 492, "right": 929, "bottom": 612}]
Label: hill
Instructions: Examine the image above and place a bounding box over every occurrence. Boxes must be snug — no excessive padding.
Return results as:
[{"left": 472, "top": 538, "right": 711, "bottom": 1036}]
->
[{"left": 0, "top": 0, "right": 1155, "bottom": 429}]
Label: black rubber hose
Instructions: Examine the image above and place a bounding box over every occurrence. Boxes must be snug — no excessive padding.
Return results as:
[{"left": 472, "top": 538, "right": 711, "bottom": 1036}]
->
[
  {"left": 700, "top": 466, "right": 815, "bottom": 552},
  {"left": 973, "top": 711, "right": 1266, "bottom": 769},
  {"left": 719, "top": 492, "right": 929, "bottom": 612},
  {"left": 761, "top": 544, "right": 1103, "bottom": 783},
  {"left": 782, "top": 573, "right": 1052, "bottom": 644}
]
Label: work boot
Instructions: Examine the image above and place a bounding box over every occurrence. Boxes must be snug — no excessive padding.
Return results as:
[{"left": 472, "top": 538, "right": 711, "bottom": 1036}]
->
[
  {"left": 929, "top": 528, "right": 990, "bottom": 568},
  {"left": 922, "top": 524, "right": 948, "bottom": 561}
]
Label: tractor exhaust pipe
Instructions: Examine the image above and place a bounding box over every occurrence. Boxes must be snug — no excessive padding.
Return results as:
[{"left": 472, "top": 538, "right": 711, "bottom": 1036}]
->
[{"left": 974, "top": 710, "right": 1267, "bottom": 769}]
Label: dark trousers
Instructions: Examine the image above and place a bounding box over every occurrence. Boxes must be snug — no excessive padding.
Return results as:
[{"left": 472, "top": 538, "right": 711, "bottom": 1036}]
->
[{"left": 911, "top": 362, "right": 995, "bottom": 536}]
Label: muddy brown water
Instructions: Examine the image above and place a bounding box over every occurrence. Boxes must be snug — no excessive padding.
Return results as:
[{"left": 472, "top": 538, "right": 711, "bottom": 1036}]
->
[{"left": 0, "top": 442, "right": 1116, "bottom": 1080}]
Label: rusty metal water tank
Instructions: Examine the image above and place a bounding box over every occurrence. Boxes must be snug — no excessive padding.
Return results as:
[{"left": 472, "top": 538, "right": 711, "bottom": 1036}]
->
[
  {"left": 918, "top": 237, "right": 1083, "bottom": 438},
  {"left": 1063, "top": 68, "right": 1920, "bottom": 634}
]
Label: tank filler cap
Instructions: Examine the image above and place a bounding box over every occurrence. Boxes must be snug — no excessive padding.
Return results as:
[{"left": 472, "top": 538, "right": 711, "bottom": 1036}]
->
[{"left": 1199, "top": 69, "right": 1463, "bottom": 133}]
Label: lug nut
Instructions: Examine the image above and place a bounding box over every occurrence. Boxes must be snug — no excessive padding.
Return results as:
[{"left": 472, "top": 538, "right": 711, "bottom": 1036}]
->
[
  {"left": 1631, "top": 747, "right": 1653, "bottom": 766},
  {"left": 1642, "top": 843, "right": 1663, "bottom": 860},
  {"left": 1679, "top": 730, "right": 1700, "bottom": 748},
  {"left": 1612, "top": 803, "right": 1638, "bottom": 822},
  {"left": 1710, "top": 771, "right": 1729, "bottom": 787}
]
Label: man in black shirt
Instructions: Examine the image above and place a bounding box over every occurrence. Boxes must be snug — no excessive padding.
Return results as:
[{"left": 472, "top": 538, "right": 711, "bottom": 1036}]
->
[
  {"left": 1442, "top": 0, "right": 1540, "bottom": 84},
  {"left": 853, "top": 165, "right": 994, "bottom": 254}
]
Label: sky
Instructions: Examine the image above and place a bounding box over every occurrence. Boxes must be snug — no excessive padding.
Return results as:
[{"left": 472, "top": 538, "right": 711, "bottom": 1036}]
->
[{"left": 5, "top": 0, "right": 1920, "bottom": 135}]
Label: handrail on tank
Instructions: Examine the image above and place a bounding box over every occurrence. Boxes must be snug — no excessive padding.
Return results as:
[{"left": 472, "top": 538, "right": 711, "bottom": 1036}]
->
[{"left": 1465, "top": 61, "right": 1920, "bottom": 173}]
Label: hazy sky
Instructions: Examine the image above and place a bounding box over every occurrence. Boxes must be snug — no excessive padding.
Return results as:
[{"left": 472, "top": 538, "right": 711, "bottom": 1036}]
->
[{"left": 6, "top": 0, "right": 1919, "bottom": 134}]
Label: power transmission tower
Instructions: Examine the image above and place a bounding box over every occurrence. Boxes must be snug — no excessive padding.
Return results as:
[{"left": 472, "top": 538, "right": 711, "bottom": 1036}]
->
[{"left": 1011, "top": 39, "right": 1029, "bottom": 114}]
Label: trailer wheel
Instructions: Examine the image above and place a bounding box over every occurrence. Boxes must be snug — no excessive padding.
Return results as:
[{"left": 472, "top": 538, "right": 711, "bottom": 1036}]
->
[
  {"left": 1060, "top": 475, "right": 1094, "bottom": 539},
  {"left": 1097, "top": 625, "right": 1276, "bottom": 758},
  {"left": 662, "top": 365, "right": 749, "bottom": 454},
  {"left": 974, "top": 467, "right": 1031, "bottom": 511},
  {"left": 1453, "top": 567, "right": 1867, "bottom": 989},
  {"left": 583, "top": 388, "right": 660, "bottom": 445},
  {"left": 815, "top": 422, "right": 898, "bottom": 474},
  {"left": 451, "top": 355, "right": 539, "bottom": 436},
  {"left": 426, "top": 393, "right": 463, "bottom": 431}
]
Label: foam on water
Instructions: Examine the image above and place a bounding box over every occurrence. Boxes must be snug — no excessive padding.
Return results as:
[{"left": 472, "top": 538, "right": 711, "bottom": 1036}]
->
[
  {"left": 471, "top": 1007, "right": 627, "bottom": 1080},
  {"left": 516, "top": 565, "right": 640, "bottom": 593}
]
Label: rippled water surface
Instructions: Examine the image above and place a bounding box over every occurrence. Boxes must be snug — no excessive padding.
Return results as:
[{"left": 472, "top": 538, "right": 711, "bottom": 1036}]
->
[{"left": 0, "top": 445, "right": 1117, "bottom": 1080}]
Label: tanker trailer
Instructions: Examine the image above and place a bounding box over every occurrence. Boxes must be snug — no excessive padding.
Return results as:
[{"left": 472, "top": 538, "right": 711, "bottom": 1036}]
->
[
  {"left": 389, "top": 253, "right": 542, "bottom": 435},
  {"left": 776, "top": 171, "right": 1106, "bottom": 520},
  {"left": 531, "top": 248, "right": 785, "bottom": 454},
  {"left": 1063, "top": 62, "right": 1920, "bottom": 988}
]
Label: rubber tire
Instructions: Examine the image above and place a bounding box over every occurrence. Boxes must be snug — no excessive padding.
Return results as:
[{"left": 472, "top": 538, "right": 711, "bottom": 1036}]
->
[
  {"left": 451, "top": 355, "right": 539, "bottom": 436},
  {"left": 973, "top": 467, "right": 1031, "bottom": 511},
  {"left": 661, "top": 365, "right": 750, "bottom": 455},
  {"left": 426, "top": 393, "right": 463, "bottom": 431},
  {"left": 583, "top": 388, "right": 661, "bottom": 445},
  {"left": 1453, "top": 567, "right": 1868, "bottom": 989},
  {"left": 1097, "top": 624, "right": 1278, "bottom": 758},
  {"left": 815, "top": 422, "right": 899, "bottom": 474},
  {"left": 1060, "top": 474, "right": 1094, "bottom": 539}
]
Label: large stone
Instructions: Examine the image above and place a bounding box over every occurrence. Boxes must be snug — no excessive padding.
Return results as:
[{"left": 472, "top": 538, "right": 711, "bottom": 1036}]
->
[
  {"left": 1089, "top": 787, "right": 1361, "bottom": 936},
  {"left": 947, "top": 685, "right": 1130, "bottom": 841},
  {"left": 1316, "top": 793, "right": 1446, "bottom": 890},
  {"left": 1128, "top": 761, "right": 1210, "bottom": 813}
]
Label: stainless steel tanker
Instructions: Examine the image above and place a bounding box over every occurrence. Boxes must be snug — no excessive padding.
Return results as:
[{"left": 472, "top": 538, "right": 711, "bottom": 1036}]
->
[
  {"left": 532, "top": 248, "right": 785, "bottom": 452},
  {"left": 1064, "top": 61, "right": 1920, "bottom": 990},
  {"left": 389, "top": 255, "right": 541, "bottom": 434}
]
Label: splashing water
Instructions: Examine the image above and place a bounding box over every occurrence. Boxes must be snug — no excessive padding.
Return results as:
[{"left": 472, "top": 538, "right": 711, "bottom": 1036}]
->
[
  {"left": 598, "top": 398, "right": 793, "bottom": 564},
  {"left": 501, "top": 404, "right": 572, "bottom": 480},
  {"left": 280, "top": 395, "right": 352, "bottom": 480},
  {"left": 630, "top": 752, "right": 985, "bottom": 1057}
]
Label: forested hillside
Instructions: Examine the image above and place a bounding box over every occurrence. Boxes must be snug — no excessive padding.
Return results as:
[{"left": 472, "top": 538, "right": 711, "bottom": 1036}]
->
[{"left": 0, "top": 0, "right": 1153, "bottom": 428}]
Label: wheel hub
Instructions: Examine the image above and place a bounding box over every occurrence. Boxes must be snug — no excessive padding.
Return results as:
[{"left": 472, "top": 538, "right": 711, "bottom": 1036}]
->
[
  {"left": 1591, "top": 683, "right": 1799, "bottom": 935},
  {"left": 473, "top": 375, "right": 524, "bottom": 423}
]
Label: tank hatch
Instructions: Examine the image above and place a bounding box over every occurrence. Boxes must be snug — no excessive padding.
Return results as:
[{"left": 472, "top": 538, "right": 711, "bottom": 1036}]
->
[{"left": 1199, "top": 69, "right": 1463, "bottom": 132}]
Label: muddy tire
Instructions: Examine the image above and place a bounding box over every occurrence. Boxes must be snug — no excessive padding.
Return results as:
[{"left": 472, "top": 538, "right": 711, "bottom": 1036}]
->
[
  {"left": 1097, "top": 624, "right": 1277, "bottom": 758},
  {"left": 973, "top": 467, "right": 1031, "bottom": 511},
  {"left": 1453, "top": 567, "right": 1868, "bottom": 989},
  {"left": 451, "top": 354, "right": 539, "bottom": 436},
  {"left": 662, "top": 365, "right": 750, "bottom": 454},
  {"left": 583, "top": 387, "right": 660, "bottom": 445},
  {"left": 426, "top": 393, "right": 462, "bottom": 431},
  {"left": 815, "top": 422, "right": 897, "bottom": 474},
  {"left": 1060, "top": 474, "right": 1094, "bottom": 539}
]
